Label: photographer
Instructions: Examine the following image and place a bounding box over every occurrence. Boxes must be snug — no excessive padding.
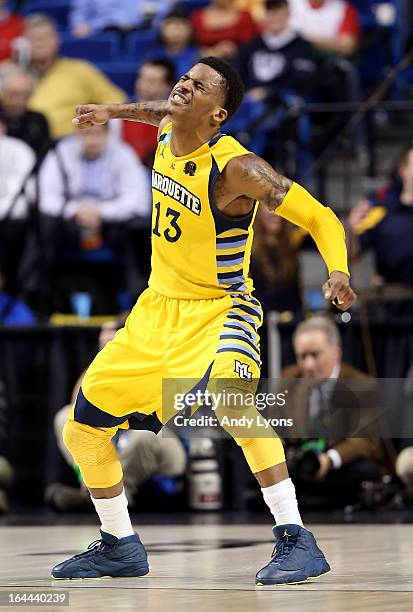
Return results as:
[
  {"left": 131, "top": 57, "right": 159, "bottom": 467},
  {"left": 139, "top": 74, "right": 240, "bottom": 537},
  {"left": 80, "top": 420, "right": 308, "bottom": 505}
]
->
[{"left": 282, "top": 316, "right": 387, "bottom": 509}]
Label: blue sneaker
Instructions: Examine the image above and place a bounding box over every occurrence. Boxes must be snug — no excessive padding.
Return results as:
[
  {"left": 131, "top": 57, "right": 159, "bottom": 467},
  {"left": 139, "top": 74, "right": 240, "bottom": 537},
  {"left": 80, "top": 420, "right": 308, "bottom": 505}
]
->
[
  {"left": 52, "top": 530, "right": 149, "bottom": 579},
  {"left": 255, "top": 524, "right": 330, "bottom": 585}
]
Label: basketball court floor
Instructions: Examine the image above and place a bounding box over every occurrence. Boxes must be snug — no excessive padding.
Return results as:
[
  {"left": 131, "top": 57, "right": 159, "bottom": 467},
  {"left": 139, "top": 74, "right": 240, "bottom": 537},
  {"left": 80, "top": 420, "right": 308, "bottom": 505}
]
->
[{"left": 0, "top": 522, "right": 412, "bottom": 611}]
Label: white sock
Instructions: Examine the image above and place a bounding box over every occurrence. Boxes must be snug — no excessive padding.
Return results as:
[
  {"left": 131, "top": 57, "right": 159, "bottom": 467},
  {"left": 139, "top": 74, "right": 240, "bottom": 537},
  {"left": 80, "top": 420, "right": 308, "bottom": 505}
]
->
[
  {"left": 91, "top": 489, "right": 135, "bottom": 540},
  {"left": 261, "top": 478, "right": 304, "bottom": 527}
]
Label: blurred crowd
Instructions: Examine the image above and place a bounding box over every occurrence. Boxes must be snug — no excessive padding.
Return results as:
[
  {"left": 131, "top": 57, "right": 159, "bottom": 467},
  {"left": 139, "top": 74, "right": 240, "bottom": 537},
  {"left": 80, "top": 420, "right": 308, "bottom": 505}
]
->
[
  {"left": 0, "top": 0, "right": 413, "bottom": 515},
  {"left": 0, "top": 0, "right": 411, "bottom": 321}
]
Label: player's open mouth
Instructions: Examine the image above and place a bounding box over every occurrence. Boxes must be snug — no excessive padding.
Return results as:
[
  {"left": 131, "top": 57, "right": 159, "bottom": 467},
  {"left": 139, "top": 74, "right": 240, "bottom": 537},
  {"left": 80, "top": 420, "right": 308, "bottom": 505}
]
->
[{"left": 171, "top": 92, "right": 190, "bottom": 105}]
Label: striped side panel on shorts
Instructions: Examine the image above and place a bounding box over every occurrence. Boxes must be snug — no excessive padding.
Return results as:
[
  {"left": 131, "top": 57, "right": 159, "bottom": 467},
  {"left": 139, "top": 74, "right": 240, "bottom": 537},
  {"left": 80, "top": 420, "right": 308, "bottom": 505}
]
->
[{"left": 216, "top": 293, "right": 263, "bottom": 367}]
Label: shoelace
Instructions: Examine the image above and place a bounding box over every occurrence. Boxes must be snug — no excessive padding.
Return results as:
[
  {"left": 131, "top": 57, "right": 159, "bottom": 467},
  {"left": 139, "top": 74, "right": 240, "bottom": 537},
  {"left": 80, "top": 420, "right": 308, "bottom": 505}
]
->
[
  {"left": 271, "top": 535, "right": 297, "bottom": 563},
  {"left": 72, "top": 539, "right": 112, "bottom": 560}
]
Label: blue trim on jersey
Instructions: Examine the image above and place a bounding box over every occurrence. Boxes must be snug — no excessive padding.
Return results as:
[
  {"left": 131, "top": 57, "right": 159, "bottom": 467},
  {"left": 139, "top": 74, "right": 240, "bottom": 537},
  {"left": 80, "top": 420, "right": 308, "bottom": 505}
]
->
[
  {"left": 217, "top": 251, "right": 245, "bottom": 262},
  {"left": 217, "top": 340, "right": 259, "bottom": 357},
  {"left": 219, "top": 332, "right": 260, "bottom": 356},
  {"left": 232, "top": 302, "right": 262, "bottom": 319},
  {"left": 227, "top": 312, "right": 259, "bottom": 330},
  {"left": 216, "top": 239, "right": 248, "bottom": 250},
  {"left": 219, "top": 279, "right": 245, "bottom": 288},
  {"left": 223, "top": 321, "right": 258, "bottom": 341},
  {"left": 219, "top": 279, "right": 245, "bottom": 289},
  {"left": 231, "top": 292, "right": 261, "bottom": 308},
  {"left": 217, "top": 259, "right": 244, "bottom": 268},
  {"left": 207, "top": 146, "right": 257, "bottom": 295},
  {"left": 216, "top": 234, "right": 248, "bottom": 244},
  {"left": 225, "top": 282, "right": 249, "bottom": 293},
  {"left": 232, "top": 302, "right": 262, "bottom": 320},
  {"left": 208, "top": 133, "right": 225, "bottom": 147},
  {"left": 217, "top": 346, "right": 261, "bottom": 367},
  {"left": 218, "top": 269, "right": 244, "bottom": 280},
  {"left": 208, "top": 156, "right": 255, "bottom": 233}
]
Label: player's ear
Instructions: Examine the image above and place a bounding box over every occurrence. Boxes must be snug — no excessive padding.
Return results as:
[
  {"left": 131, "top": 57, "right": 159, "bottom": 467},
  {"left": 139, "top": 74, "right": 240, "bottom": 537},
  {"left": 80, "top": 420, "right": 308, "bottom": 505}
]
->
[{"left": 212, "top": 106, "right": 228, "bottom": 126}]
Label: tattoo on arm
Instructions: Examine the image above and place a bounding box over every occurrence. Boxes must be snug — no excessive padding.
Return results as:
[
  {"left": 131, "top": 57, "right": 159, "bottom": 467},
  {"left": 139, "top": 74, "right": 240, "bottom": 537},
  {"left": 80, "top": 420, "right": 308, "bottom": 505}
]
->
[
  {"left": 239, "top": 156, "right": 292, "bottom": 210},
  {"left": 110, "top": 101, "right": 169, "bottom": 126}
]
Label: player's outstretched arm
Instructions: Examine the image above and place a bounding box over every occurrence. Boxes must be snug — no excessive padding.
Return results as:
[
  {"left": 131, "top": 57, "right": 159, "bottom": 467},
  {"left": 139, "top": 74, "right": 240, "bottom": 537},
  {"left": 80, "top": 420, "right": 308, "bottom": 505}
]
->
[
  {"left": 224, "top": 154, "right": 357, "bottom": 310},
  {"left": 72, "top": 101, "right": 170, "bottom": 129}
]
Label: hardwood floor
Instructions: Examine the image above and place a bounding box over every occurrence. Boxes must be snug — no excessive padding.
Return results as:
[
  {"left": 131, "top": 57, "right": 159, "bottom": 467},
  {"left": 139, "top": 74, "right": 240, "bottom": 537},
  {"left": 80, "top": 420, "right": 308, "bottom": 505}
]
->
[{"left": 0, "top": 524, "right": 412, "bottom": 611}]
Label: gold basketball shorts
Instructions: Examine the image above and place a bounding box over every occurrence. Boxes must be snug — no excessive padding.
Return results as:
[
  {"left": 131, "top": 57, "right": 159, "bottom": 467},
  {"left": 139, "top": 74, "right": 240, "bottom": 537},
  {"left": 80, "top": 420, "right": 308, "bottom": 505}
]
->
[{"left": 71, "top": 287, "right": 263, "bottom": 431}]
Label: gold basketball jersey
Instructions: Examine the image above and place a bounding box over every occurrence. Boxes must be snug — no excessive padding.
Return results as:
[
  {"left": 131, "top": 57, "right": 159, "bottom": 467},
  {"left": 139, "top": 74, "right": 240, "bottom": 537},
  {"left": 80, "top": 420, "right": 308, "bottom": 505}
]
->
[{"left": 149, "top": 122, "right": 257, "bottom": 299}]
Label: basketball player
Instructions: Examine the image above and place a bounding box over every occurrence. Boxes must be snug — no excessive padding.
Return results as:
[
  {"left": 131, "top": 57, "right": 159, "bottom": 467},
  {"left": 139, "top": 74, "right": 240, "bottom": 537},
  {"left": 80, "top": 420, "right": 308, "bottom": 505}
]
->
[{"left": 52, "top": 57, "right": 356, "bottom": 585}]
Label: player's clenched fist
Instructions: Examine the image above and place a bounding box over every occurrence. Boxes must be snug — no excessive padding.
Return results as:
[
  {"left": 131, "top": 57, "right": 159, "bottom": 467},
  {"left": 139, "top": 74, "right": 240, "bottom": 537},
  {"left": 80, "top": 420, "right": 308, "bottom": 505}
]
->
[
  {"left": 72, "top": 104, "right": 110, "bottom": 129},
  {"left": 322, "top": 271, "right": 357, "bottom": 311}
]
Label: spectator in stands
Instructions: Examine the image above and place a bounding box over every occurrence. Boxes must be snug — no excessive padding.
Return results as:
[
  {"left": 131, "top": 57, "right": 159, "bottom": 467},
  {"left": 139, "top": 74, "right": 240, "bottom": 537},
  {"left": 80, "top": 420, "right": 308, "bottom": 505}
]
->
[
  {"left": 0, "top": 0, "right": 23, "bottom": 62},
  {"left": 22, "top": 14, "right": 125, "bottom": 139},
  {"left": 191, "top": 0, "right": 257, "bottom": 60},
  {"left": 250, "top": 205, "right": 304, "bottom": 317},
  {"left": 237, "top": 0, "right": 316, "bottom": 102},
  {"left": 288, "top": 0, "right": 361, "bottom": 58},
  {"left": 122, "top": 58, "right": 175, "bottom": 166},
  {"left": 47, "top": 320, "right": 187, "bottom": 511},
  {"left": 347, "top": 144, "right": 413, "bottom": 317},
  {"left": 0, "top": 68, "right": 51, "bottom": 162},
  {"left": 38, "top": 123, "right": 151, "bottom": 313},
  {"left": 69, "top": 0, "right": 173, "bottom": 37},
  {"left": 230, "top": 1, "right": 315, "bottom": 162},
  {"left": 281, "top": 316, "right": 389, "bottom": 509},
  {"left": 0, "top": 111, "right": 35, "bottom": 296},
  {"left": 155, "top": 5, "right": 199, "bottom": 79},
  {"left": 287, "top": 0, "right": 361, "bottom": 143},
  {"left": 0, "top": 265, "right": 36, "bottom": 325}
]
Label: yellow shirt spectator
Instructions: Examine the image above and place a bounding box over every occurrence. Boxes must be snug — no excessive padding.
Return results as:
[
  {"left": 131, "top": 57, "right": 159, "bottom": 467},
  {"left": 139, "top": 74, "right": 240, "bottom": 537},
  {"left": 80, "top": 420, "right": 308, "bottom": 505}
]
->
[{"left": 29, "top": 57, "right": 125, "bottom": 139}]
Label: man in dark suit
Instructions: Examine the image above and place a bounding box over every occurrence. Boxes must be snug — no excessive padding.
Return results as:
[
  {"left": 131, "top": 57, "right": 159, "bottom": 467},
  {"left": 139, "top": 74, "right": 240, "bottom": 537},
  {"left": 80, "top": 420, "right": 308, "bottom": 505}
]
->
[{"left": 280, "top": 315, "right": 388, "bottom": 509}]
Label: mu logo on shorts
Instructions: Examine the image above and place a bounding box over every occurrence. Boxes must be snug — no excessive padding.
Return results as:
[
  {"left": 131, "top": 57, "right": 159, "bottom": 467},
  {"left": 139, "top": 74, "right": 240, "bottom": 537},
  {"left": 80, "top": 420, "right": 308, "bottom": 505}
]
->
[{"left": 234, "top": 359, "right": 253, "bottom": 381}]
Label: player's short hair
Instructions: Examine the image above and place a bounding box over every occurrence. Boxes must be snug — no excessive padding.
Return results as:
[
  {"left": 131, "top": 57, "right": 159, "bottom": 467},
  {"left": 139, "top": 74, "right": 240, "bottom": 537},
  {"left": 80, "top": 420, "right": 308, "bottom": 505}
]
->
[
  {"left": 196, "top": 56, "right": 244, "bottom": 124},
  {"left": 141, "top": 58, "right": 176, "bottom": 86},
  {"left": 293, "top": 316, "right": 342, "bottom": 347}
]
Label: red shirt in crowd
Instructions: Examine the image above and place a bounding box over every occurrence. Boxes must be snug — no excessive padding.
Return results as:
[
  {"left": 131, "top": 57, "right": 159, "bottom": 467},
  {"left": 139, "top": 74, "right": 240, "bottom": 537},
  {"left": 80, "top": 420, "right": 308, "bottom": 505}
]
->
[
  {"left": 191, "top": 9, "right": 257, "bottom": 48},
  {"left": 122, "top": 120, "right": 158, "bottom": 166},
  {"left": 336, "top": 3, "right": 360, "bottom": 38},
  {"left": 0, "top": 12, "right": 24, "bottom": 61}
]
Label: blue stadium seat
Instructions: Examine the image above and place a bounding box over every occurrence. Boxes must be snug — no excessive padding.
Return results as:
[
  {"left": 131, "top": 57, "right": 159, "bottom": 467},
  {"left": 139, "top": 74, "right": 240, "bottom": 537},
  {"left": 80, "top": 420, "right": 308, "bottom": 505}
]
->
[
  {"left": 60, "top": 33, "right": 120, "bottom": 62},
  {"left": 23, "top": 0, "right": 70, "bottom": 29},
  {"left": 349, "top": 0, "right": 399, "bottom": 29},
  {"left": 182, "top": 0, "right": 210, "bottom": 11},
  {"left": 97, "top": 62, "right": 138, "bottom": 97},
  {"left": 125, "top": 31, "right": 157, "bottom": 62},
  {"left": 349, "top": 0, "right": 403, "bottom": 94}
]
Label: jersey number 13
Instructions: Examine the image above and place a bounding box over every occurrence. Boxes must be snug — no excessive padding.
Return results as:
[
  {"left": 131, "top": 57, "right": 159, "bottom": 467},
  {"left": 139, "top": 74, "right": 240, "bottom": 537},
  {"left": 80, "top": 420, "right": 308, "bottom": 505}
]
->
[{"left": 152, "top": 202, "right": 182, "bottom": 243}]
